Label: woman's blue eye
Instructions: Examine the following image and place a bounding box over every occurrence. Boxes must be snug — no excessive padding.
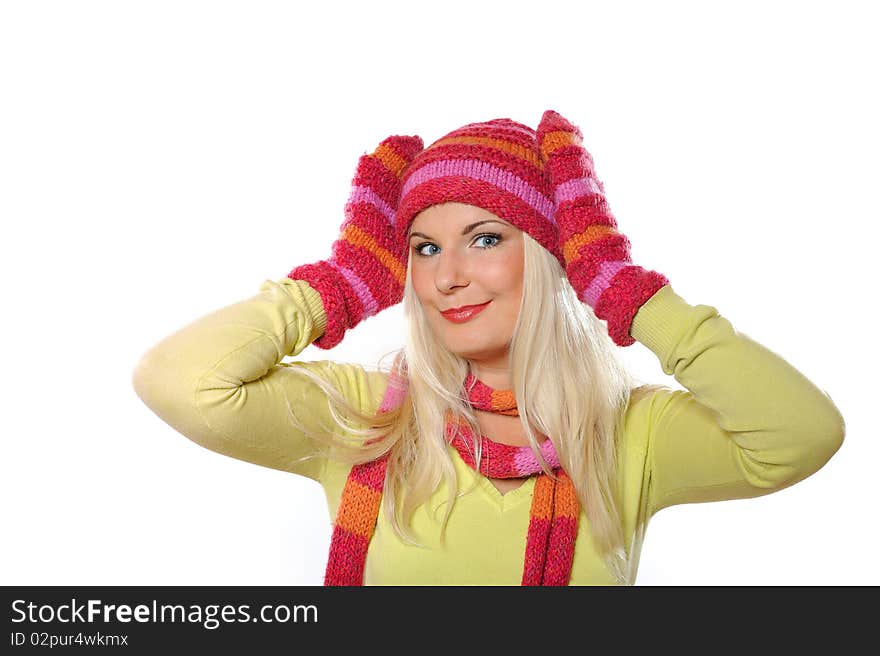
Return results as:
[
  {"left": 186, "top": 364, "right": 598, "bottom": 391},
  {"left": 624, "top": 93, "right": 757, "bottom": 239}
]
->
[
  {"left": 413, "top": 233, "right": 502, "bottom": 258},
  {"left": 415, "top": 243, "right": 439, "bottom": 257},
  {"left": 475, "top": 234, "right": 501, "bottom": 248}
]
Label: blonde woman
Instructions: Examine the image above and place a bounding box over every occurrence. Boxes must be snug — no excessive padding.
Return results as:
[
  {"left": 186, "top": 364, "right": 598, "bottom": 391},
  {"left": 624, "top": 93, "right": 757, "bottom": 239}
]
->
[{"left": 132, "top": 110, "right": 845, "bottom": 585}]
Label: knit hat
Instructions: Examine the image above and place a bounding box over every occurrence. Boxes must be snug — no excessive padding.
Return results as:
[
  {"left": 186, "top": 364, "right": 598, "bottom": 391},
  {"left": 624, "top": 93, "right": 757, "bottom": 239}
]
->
[{"left": 395, "top": 118, "right": 565, "bottom": 267}]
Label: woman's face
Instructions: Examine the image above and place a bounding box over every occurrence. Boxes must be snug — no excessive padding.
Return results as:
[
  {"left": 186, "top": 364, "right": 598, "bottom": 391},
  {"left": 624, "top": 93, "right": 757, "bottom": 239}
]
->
[{"left": 407, "top": 202, "right": 524, "bottom": 371}]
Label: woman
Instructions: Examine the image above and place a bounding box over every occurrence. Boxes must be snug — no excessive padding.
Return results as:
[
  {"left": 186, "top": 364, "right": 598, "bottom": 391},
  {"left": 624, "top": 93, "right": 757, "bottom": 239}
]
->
[{"left": 132, "top": 110, "right": 845, "bottom": 585}]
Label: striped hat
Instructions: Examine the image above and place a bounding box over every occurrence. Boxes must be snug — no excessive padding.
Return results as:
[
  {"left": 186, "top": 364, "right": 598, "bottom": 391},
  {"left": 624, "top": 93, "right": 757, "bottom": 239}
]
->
[{"left": 395, "top": 118, "right": 564, "bottom": 267}]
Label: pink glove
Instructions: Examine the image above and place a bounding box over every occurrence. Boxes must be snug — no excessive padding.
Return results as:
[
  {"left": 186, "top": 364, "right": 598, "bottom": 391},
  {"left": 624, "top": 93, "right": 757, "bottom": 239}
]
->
[
  {"left": 288, "top": 135, "right": 424, "bottom": 349},
  {"left": 537, "top": 110, "right": 669, "bottom": 347}
]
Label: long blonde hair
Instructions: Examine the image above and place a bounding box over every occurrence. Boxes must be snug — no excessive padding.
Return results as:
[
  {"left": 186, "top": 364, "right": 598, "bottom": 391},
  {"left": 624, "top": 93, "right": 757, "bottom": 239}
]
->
[{"left": 286, "top": 232, "right": 662, "bottom": 584}]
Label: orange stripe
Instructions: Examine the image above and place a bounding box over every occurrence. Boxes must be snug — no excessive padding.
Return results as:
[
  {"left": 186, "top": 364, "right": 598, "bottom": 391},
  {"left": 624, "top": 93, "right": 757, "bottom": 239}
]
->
[
  {"left": 342, "top": 224, "right": 406, "bottom": 287},
  {"left": 540, "top": 130, "right": 581, "bottom": 158},
  {"left": 433, "top": 135, "right": 543, "bottom": 168},
  {"left": 335, "top": 479, "right": 383, "bottom": 536},
  {"left": 554, "top": 471, "right": 580, "bottom": 518},
  {"left": 531, "top": 475, "right": 556, "bottom": 521},
  {"left": 373, "top": 143, "right": 408, "bottom": 178},
  {"left": 562, "top": 224, "right": 617, "bottom": 264}
]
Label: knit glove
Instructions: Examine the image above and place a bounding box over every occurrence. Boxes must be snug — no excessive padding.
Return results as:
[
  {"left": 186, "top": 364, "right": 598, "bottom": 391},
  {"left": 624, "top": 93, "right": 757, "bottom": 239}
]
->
[
  {"left": 288, "top": 135, "right": 424, "bottom": 349},
  {"left": 536, "top": 110, "right": 670, "bottom": 347}
]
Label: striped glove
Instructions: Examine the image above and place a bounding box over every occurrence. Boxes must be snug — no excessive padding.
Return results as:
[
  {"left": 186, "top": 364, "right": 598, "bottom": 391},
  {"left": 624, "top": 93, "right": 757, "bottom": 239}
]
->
[
  {"left": 536, "top": 110, "right": 669, "bottom": 347},
  {"left": 288, "top": 135, "right": 424, "bottom": 349}
]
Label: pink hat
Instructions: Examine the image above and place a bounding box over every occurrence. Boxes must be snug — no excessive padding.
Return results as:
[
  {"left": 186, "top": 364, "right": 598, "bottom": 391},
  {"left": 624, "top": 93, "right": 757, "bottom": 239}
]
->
[{"left": 395, "top": 117, "right": 564, "bottom": 267}]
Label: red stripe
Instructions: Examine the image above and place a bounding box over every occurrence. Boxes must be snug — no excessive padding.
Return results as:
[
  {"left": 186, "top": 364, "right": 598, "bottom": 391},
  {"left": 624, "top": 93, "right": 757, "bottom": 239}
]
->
[
  {"left": 333, "top": 240, "right": 401, "bottom": 316},
  {"left": 406, "top": 143, "right": 547, "bottom": 190},
  {"left": 554, "top": 197, "right": 617, "bottom": 243},
  {"left": 544, "top": 144, "right": 596, "bottom": 185},
  {"left": 522, "top": 517, "right": 552, "bottom": 586},
  {"left": 323, "top": 529, "right": 371, "bottom": 585},
  {"left": 401, "top": 178, "right": 557, "bottom": 250},
  {"left": 593, "top": 267, "right": 669, "bottom": 348},
  {"left": 542, "top": 516, "right": 579, "bottom": 586},
  {"left": 563, "top": 233, "right": 632, "bottom": 294},
  {"left": 348, "top": 456, "right": 388, "bottom": 491},
  {"left": 353, "top": 155, "right": 402, "bottom": 207}
]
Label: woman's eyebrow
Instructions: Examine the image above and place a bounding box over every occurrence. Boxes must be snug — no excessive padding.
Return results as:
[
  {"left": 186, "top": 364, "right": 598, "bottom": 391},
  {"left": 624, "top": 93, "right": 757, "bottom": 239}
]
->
[{"left": 408, "top": 220, "right": 508, "bottom": 241}]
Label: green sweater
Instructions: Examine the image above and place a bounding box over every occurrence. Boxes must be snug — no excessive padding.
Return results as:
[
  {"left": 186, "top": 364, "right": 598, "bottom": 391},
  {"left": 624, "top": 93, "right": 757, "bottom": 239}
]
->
[{"left": 132, "top": 278, "right": 845, "bottom": 584}]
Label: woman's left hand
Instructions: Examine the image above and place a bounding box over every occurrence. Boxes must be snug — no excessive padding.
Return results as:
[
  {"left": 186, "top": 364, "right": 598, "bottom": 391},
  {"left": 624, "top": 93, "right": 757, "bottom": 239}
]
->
[{"left": 537, "top": 109, "right": 670, "bottom": 347}]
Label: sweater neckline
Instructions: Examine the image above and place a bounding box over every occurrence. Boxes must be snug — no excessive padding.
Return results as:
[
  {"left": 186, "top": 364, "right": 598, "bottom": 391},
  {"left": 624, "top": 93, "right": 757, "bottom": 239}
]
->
[{"left": 449, "top": 444, "right": 536, "bottom": 509}]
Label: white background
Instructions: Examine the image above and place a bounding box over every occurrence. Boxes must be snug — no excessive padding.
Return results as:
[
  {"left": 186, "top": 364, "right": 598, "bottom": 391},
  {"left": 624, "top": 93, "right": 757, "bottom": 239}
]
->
[{"left": 2, "top": 0, "right": 877, "bottom": 585}]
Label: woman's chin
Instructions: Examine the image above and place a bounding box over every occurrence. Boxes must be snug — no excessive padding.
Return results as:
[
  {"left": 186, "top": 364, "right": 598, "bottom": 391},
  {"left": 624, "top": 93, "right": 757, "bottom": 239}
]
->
[{"left": 444, "top": 341, "right": 508, "bottom": 363}]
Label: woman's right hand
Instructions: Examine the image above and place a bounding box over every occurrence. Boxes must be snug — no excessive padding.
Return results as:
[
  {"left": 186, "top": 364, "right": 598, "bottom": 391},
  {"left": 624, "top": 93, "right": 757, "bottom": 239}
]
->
[{"left": 288, "top": 135, "right": 424, "bottom": 349}]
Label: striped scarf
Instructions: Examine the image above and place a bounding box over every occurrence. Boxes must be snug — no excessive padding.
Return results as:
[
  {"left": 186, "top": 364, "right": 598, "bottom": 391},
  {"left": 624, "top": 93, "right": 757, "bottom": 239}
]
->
[{"left": 324, "top": 371, "right": 580, "bottom": 585}]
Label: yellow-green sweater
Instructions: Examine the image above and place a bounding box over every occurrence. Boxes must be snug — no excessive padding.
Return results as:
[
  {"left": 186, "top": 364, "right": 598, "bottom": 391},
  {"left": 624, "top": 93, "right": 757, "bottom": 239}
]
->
[{"left": 132, "top": 278, "right": 845, "bottom": 585}]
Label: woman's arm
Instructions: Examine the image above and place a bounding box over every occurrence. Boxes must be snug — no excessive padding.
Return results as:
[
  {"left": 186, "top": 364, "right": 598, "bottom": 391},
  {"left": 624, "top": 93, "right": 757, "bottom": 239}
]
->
[
  {"left": 132, "top": 278, "right": 388, "bottom": 482},
  {"left": 626, "top": 285, "right": 845, "bottom": 517}
]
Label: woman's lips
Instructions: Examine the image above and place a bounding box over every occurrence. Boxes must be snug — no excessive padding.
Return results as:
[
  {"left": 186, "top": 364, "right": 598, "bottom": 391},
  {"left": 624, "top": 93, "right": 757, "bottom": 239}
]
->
[{"left": 440, "top": 301, "right": 491, "bottom": 323}]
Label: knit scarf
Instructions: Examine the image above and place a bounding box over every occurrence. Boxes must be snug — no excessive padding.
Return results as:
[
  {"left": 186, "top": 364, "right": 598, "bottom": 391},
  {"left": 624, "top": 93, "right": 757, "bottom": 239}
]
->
[{"left": 323, "top": 370, "right": 580, "bottom": 586}]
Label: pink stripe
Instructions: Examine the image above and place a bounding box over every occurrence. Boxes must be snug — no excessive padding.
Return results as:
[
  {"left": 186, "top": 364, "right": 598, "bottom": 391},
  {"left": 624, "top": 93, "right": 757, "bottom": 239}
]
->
[
  {"left": 347, "top": 185, "right": 396, "bottom": 226},
  {"left": 554, "top": 176, "right": 602, "bottom": 205},
  {"left": 400, "top": 159, "right": 554, "bottom": 223},
  {"left": 379, "top": 367, "right": 408, "bottom": 413},
  {"left": 540, "top": 439, "right": 561, "bottom": 469},
  {"left": 512, "top": 439, "right": 560, "bottom": 474},
  {"left": 512, "top": 449, "right": 540, "bottom": 475},
  {"left": 326, "top": 261, "right": 379, "bottom": 318},
  {"left": 580, "top": 260, "right": 630, "bottom": 307}
]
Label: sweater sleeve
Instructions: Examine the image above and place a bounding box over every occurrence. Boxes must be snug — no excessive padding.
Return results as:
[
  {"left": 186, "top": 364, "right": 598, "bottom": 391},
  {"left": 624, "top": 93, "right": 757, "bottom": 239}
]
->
[
  {"left": 131, "top": 277, "right": 388, "bottom": 482},
  {"left": 626, "top": 285, "right": 845, "bottom": 518}
]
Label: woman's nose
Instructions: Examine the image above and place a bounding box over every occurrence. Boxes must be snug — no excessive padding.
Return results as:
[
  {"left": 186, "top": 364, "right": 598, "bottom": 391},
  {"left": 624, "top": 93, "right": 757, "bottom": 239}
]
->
[{"left": 435, "top": 250, "right": 469, "bottom": 293}]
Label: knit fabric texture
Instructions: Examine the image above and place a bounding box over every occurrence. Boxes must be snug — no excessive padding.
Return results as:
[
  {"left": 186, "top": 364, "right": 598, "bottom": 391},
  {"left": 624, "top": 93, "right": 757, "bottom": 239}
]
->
[
  {"left": 396, "top": 117, "right": 565, "bottom": 267},
  {"left": 535, "top": 110, "right": 670, "bottom": 346},
  {"left": 289, "top": 109, "right": 670, "bottom": 350},
  {"left": 288, "top": 135, "right": 423, "bottom": 350},
  {"left": 324, "top": 366, "right": 580, "bottom": 586}
]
